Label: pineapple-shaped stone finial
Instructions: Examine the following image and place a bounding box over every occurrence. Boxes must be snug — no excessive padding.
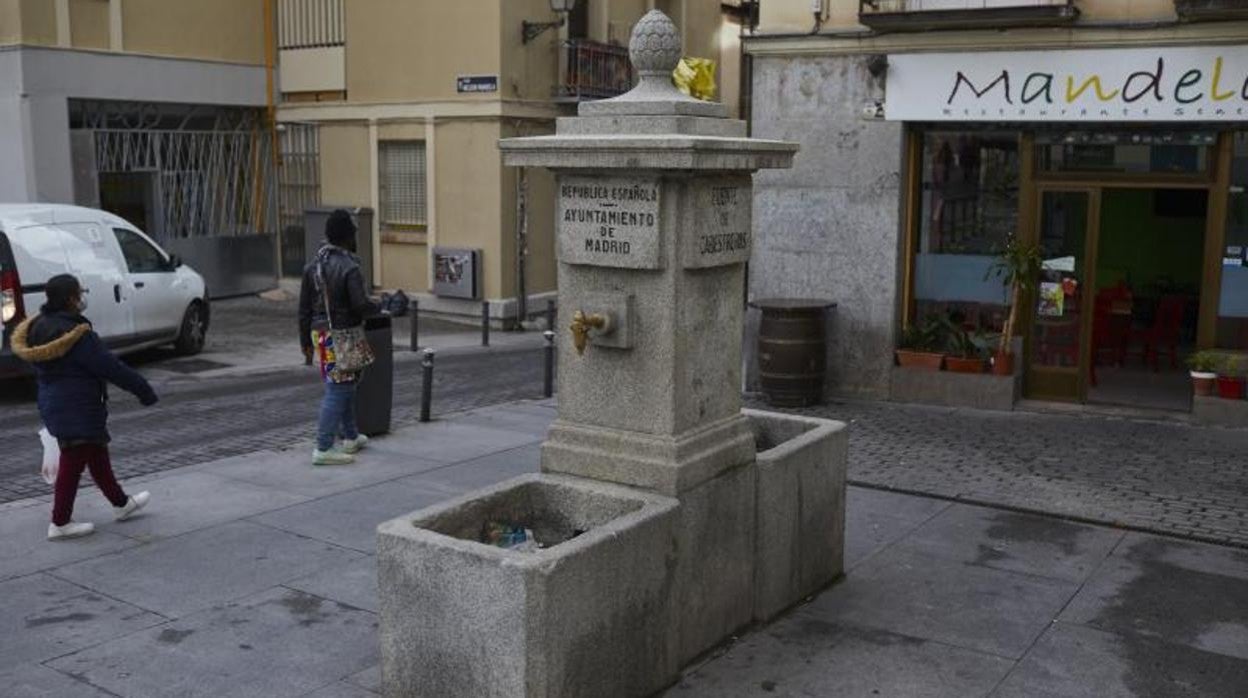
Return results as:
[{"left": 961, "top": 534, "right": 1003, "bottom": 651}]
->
[{"left": 629, "top": 9, "right": 682, "bottom": 77}]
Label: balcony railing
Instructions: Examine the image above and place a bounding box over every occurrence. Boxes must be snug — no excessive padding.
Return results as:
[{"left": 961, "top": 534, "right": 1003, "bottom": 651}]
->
[
  {"left": 556, "top": 40, "right": 634, "bottom": 102},
  {"left": 859, "top": 0, "right": 1079, "bottom": 32},
  {"left": 1174, "top": 0, "right": 1248, "bottom": 22}
]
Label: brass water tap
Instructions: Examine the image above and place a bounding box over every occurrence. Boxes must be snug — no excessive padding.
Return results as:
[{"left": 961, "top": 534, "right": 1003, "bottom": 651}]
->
[{"left": 569, "top": 310, "right": 608, "bottom": 356}]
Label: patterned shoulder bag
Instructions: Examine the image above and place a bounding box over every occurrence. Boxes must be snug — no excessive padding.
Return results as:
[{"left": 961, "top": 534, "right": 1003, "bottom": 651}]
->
[{"left": 317, "top": 260, "right": 375, "bottom": 374}]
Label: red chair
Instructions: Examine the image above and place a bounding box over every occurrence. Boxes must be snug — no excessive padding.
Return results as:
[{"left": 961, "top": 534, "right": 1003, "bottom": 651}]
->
[
  {"left": 1091, "top": 286, "right": 1132, "bottom": 377},
  {"left": 1128, "top": 296, "right": 1185, "bottom": 371}
]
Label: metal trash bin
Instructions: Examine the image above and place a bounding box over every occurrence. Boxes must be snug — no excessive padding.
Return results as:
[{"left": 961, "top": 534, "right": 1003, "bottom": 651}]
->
[
  {"left": 356, "top": 314, "right": 394, "bottom": 436},
  {"left": 750, "top": 298, "right": 836, "bottom": 408}
]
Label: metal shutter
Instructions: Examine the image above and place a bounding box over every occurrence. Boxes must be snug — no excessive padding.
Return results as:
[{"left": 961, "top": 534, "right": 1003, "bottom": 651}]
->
[{"left": 378, "top": 141, "right": 427, "bottom": 228}]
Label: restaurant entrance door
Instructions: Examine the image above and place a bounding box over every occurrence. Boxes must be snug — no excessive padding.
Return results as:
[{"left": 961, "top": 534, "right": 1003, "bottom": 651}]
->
[
  {"left": 1024, "top": 186, "right": 1209, "bottom": 408},
  {"left": 1025, "top": 188, "right": 1098, "bottom": 402}
]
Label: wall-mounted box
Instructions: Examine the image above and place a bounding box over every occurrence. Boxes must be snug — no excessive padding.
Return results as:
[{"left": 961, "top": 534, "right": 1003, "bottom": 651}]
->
[{"left": 433, "top": 247, "right": 481, "bottom": 299}]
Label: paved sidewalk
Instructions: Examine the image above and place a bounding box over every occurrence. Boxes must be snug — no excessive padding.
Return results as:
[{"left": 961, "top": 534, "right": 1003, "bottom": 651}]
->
[
  {"left": 2, "top": 400, "right": 1246, "bottom": 697},
  {"left": 670, "top": 487, "right": 1248, "bottom": 697},
  {"left": 1, "top": 399, "right": 558, "bottom": 697},
  {"left": 771, "top": 398, "right": 1248, "bottom": 548}
]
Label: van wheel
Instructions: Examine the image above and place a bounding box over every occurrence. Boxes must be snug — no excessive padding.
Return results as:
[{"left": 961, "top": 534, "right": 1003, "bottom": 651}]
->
[{"left": 174, "top": 301, "right": 208, "bottom": 356}]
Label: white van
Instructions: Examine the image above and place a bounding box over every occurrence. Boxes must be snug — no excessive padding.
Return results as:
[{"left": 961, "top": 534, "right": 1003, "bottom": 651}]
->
[{"left": 0, "top": 204, "right": 209, "bottom": 378}]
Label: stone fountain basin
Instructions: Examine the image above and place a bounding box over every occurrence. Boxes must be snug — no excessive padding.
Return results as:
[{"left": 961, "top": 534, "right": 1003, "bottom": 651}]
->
[
  {"left": 743, "top": 408, "right": 848, "bottom": 621},
  {"left": 376, "top": 473, "right": 680, "bottom": 698}
]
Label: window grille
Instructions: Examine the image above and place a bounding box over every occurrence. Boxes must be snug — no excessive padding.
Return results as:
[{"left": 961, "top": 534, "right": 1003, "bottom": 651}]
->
[
  {"left": 278, "top": 0, "right": 345, "bottom": 50},
  {"left": 279, "top": 123, "right": 320, "bottom": 275},
  {"left": 378, "top": 141, "right": 428, "bottom": 228}
]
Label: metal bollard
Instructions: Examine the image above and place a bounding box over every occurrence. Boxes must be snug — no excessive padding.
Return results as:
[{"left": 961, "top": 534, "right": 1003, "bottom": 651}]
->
[
  {"left": 409, "top": 299, "right": 419, "bottom": 352},
  {"left": 481, "top": 301, "right": 490, "bottom": 347},
  {"left": 546, "top": 299, "right": 556, "bottom": 332},
  {"left": 543, "top": 330, "right": 555, "bottom": 398},
  {"left": 420, "top": 348, "right": 435, "bottom": 423}
]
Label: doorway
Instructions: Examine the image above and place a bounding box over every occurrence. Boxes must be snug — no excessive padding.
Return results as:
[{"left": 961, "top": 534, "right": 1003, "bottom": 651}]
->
[
  {"left": 99, "top": 171, "right": 163, "bottom": 236},
  {"left": 1087, "top": 188, "right": 1206, "bottom": 411},
  {"left": 1024, "top": 186, "right": 1208, "bottom": 410}
]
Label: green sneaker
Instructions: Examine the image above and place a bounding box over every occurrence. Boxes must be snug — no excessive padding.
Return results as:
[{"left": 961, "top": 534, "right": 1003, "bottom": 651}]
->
[
  {"left": 341, "top": 434, "right": 369, "bottom": 454},
  {"left": 312, "top": 449, "right": 355, "bottom": 466}
]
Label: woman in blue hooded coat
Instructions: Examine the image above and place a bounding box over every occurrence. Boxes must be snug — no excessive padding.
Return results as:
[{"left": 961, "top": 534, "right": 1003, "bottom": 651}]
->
[{"left": 11, "top": 274, "right": 157, "bottom": 540}]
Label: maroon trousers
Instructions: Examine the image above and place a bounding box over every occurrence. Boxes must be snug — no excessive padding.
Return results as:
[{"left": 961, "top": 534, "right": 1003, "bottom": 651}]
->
[{"left": 52, "top": 443, "right": 128, "bottom": 526}]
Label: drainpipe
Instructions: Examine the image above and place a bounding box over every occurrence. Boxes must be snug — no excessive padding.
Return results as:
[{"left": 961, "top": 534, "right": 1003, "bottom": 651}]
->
[
  {"left": 262, "top": 0, "right": 280, "bottom": 268},
  {"left": 264, "top": 0, "right": 278, "bottom": 164},
  {"left": 515, "top": 165, "right": 529, "bottom": 328}
]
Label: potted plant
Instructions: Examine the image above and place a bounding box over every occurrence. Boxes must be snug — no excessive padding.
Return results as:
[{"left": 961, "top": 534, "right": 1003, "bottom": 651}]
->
[
  {"left": 946, "top": 327, "right": 988, "bottom": 374},
  {"left": 1215, "top": 355, "right": 1246, "bottom": 400},
  {"left": 1186, "top": 351, "right": 1220, "bottom": 397},
  {"left": 985, "top": 236, "right": 1043, "bottom": 377},
  {"left": 896, "top": 315, "right": 948, "bottom": 371}
]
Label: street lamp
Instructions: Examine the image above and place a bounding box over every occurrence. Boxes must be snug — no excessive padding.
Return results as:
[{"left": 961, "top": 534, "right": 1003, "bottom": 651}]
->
[{"left": 522, "top": 0, "right": 578, "bottom": 44}]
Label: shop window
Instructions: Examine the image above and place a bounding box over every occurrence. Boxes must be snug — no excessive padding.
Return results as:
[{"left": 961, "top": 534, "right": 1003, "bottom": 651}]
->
[
  {"left": 912, "top": 130, "right": 1020, "bottom": 332},
  {"left": 1036, "top": 132, "right": 1213, "bottom": 176},
  {"left": 378, "top": 141, "right": 428, "bottom": 230},
  {"left": 1217, "top": 132, "right": 1248, "bottom": 350}
]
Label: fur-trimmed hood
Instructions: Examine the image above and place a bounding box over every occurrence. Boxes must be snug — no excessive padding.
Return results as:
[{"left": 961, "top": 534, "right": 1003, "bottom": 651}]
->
[{"left": 10, "top": 314, "right": 92, "bottom": 364}]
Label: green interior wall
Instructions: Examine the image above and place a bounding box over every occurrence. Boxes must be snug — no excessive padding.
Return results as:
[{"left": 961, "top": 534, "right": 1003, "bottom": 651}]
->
[{"left": 1096, "top": 189, "right": 1205, "bottom": 295}]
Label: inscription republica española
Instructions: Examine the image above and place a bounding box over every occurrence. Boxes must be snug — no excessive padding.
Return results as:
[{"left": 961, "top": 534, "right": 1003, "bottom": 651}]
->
[{"left": 558, "top": 176, "right": 662, "bottom": 269}]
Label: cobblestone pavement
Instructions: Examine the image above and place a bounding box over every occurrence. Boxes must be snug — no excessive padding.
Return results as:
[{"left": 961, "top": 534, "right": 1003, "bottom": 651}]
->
[
  {"left": 767, "top": 398, "right": 1248, "bottom": 548},
  {"left": 0, "top": 347, "right": 549, "bottom": 503}
]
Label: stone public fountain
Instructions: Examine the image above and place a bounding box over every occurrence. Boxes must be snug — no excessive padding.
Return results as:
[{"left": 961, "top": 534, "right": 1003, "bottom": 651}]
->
[{"left": 377, "top": 11, "right": 847, "bottom": 697}]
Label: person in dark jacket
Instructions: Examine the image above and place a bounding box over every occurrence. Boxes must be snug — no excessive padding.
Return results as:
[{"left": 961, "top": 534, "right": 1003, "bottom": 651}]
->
[
  {"left": 299, "top": 209, "right": 378, "bottom": 465},
  {"left": 11, "top": 274, "right": 157, "bottom": 541}
]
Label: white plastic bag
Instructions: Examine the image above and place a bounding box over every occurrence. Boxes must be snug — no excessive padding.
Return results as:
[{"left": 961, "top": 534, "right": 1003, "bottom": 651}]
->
[{"left": 38, "top": 427, "right": 59, "bottom": 485}]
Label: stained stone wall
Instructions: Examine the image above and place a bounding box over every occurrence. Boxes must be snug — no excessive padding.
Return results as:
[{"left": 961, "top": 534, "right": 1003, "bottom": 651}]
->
[{"left": 746, "top": 54, "right": 905, "bottom": 400}]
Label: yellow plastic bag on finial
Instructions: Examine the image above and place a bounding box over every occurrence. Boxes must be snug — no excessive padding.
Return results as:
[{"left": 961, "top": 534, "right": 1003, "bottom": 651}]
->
[{"left": 673, "top": 57, "right": 717, "bottom": 101}]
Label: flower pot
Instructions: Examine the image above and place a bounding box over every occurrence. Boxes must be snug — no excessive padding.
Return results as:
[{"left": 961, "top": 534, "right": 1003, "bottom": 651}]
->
[
  {"left": 895, "top": 350, "right": 944, "bottom": 371},
  {"left": 946, "top": 357, "right": 986, "bottom": 374},
  {"left": 1190, "top": 371, "right": 1217, "bottom": 397},
  {"left": 1215, "top": 376, "right": 1246, "bottom": 400},
  {"left": 991, "top": 351, "right": 1014, "bottom": 377}
]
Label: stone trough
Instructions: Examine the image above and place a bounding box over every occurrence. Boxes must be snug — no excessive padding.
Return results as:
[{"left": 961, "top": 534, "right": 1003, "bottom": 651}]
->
[
  {"left": 746, "top": 409, "right": 848, "bottom": 623},
  {"left": 376, "top": 10, "right": 847, "bottom": 697},
  {"left": 378, "top": 412, "right": 845, "bottom": 698},
  {"left": 377, "top": 474, "right": 680, "bottom": 698}
]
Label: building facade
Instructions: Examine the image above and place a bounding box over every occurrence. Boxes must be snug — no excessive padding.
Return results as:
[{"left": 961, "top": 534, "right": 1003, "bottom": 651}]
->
[
  {"left": 0, "top": 0, "right": 280, "bottom": 297},
  {"left": 276, "top": 0, "right": 742, "bottom": 325},
  {"left": 745, "top": 0, "right": 1248, "bottom": 413}
]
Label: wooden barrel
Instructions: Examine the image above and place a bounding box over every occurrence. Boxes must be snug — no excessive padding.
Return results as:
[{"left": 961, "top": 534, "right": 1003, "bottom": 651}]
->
[{"left": 752, "top": 298, "right": 835, "bottom": 408}]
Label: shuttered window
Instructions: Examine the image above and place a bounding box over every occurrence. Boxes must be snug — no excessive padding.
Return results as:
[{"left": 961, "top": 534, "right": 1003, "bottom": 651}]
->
[
  {"left": 378, "top": 141, "right": 427, "bottom": 228},
  {"left": 278, "top": 0, "right": 345, "bottom": 49}
]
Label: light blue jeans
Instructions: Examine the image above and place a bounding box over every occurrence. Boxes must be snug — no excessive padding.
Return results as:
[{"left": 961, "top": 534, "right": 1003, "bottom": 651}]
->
[{"left": 317, "top": 380, "right": 359, "bottom": 451}]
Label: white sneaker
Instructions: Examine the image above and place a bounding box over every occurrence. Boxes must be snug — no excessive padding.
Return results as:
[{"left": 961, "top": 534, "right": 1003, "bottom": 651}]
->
[
  {"left": 341, "top": 434, "right": 369, "bottom": 454},
  {"left": 312, "top": 449, "right": 355, "bottom": 466},
  {"left": 114, "top": 491, "right": 151, "bottom": 522},
  {"left": 48, "top": 522, "right": 95, "bottom": 541}
]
